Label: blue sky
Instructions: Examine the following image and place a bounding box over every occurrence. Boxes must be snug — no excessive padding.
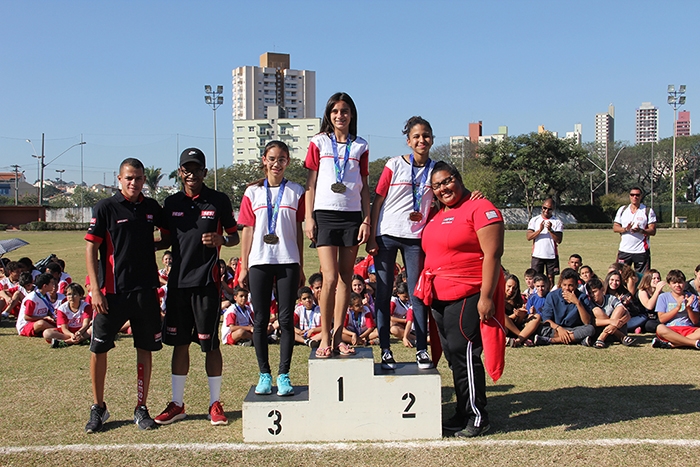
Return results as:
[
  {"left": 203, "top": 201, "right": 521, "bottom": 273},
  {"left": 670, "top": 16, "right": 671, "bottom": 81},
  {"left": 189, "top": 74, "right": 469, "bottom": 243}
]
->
[{"left": 2, "top": 0, "right": 699, "bottom": 186}]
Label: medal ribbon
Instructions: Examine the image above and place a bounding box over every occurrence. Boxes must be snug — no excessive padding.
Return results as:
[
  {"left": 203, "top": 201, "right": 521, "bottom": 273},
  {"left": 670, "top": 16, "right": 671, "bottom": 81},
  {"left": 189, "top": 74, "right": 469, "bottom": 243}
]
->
[
  {"left": 265, "top": 178, "right": 287, "bottom": 237},
  {"left": 410, "top": 154, "right": 432, "bottom": 213},
  {"left": 330, "top": 133, "right": 352, "bottom": 185}
]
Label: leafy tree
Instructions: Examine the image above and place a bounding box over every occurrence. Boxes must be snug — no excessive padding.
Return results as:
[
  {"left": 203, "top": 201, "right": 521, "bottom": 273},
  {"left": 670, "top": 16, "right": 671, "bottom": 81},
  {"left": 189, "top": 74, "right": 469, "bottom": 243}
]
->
[{"left": 478, "top": 132, "right": 589, "bottom": 215}]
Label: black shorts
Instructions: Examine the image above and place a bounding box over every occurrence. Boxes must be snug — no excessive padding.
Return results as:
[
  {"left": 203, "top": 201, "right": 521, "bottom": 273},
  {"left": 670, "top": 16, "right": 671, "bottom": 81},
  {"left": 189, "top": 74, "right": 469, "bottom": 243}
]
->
[
  {"left": 90, "top": 289, "right": 163, "bottom": 354},
  {"left": 163, "top": 283, "right": 222, "bottom": 352},
  {"left": 531, "top": 257, "right": 560, "bottom": 277},
  {"left": 617, "top": 250, "right": 651, "bottom": 274},
  {"left": 313, "top": 210, "right": 362, "bottom": 247}
]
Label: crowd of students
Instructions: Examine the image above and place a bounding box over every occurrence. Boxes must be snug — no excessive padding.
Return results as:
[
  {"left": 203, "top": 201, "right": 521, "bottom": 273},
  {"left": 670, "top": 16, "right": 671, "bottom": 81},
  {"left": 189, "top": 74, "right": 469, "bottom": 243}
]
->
[{"left": 502, "top": 255, "right": 700, "bottom": 351}]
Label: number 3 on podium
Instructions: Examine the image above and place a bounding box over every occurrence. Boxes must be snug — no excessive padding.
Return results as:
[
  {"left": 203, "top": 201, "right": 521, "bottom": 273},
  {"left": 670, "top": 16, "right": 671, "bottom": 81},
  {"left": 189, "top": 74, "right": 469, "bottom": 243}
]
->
[{"left": 267, "top": 409, "right": 282, "bottom": 435}]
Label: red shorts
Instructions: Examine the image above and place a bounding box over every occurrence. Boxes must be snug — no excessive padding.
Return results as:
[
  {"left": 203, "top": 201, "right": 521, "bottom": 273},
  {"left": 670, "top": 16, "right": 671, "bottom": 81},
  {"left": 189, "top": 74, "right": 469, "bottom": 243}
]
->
[
  {"left": 661, "top": 326, "right": 700, "bottom": 338},
  {"left": 19, "top": 322, "right": 37, "bottom": 337},
  {"left": 225, "top": 334, "right": 236, "bottom": 345}
]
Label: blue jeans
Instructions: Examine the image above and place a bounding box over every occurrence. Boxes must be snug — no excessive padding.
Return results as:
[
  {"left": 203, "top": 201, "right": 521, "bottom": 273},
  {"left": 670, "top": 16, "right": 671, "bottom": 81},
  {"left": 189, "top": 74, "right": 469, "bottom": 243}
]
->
[{"left": 374, "top": 235, "right": 428, "bottom": 351}]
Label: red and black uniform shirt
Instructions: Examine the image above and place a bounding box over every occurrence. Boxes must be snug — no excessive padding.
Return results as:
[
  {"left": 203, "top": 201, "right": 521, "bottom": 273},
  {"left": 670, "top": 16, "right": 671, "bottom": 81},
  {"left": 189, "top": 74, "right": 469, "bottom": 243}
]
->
[
  {"left": 161, "top": 185, "right": 238, "bottom": 288},
  {"left": 85, "top": 192, "right": 165, "bottom": 294}
]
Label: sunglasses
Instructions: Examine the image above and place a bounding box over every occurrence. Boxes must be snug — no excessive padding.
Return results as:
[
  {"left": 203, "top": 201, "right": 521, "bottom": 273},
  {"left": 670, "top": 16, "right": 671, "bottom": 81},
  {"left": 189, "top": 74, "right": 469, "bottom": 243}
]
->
[{"left": 629, "top": 193, "right": 641, "bottom": 197}]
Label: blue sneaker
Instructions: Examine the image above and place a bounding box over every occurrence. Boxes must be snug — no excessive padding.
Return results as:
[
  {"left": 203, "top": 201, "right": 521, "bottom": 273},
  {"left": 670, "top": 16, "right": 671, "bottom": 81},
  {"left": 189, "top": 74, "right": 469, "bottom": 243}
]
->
[
  {"left": 255, "top": 373, "right": 272, "bottom": 395},
  {"left": 276, "top": 373, "right": 294, "bottom": 396}
]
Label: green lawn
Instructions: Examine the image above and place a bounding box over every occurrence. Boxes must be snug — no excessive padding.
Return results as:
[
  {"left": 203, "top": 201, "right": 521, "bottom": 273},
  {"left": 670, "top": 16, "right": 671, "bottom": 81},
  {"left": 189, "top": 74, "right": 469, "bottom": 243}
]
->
[{"left": 1, "top": 228, "right": 700, "bottom": 466}]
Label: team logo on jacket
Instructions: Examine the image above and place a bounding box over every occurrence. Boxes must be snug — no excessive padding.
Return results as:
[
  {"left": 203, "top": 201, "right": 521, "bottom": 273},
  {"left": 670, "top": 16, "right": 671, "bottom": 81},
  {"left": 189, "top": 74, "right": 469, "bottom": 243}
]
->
[
  {"left": 172, "top": 211, "right": 184, "bottom": 217},
  {"left": 198, "top": 333, "right": 211, "bottom": 340},
  {"left": 201, "top": 210, "right": 216, "bottom": 219},
  {"left": 90, "top": 218, "right": 96, "bottom": 225},
  {"left": 116, "top": 218, "right": 128, "bottom": 224},
  {"left": 442, "top": 216, "right": 454, "bottom": 224},
  {"left": 154, "top": 332, "right": 162, "bottom": 342},
  {"left": 166, "top": 326, "right": 177, "bottom": 334}
]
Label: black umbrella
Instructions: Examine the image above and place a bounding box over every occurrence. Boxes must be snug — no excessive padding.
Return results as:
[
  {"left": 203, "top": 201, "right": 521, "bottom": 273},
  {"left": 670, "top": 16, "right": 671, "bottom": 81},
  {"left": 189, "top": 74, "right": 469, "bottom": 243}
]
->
[{"left": 0, "top": 238, "right": 29, "bottom": 257}]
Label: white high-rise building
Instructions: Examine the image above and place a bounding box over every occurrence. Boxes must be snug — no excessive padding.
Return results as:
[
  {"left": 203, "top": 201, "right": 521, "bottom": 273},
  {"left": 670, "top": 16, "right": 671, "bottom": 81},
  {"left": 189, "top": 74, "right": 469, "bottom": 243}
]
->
[
  {"left": 635, "top": 102, "right": 658, "bottom": 144},
  {"left": 232, "top": 53, "right": 317, "bottom": 163},
  {"left": 594, "top": 104, "right": 615, "bottom": 153},
  {"left": 232, "top": 52, "right": 316, "bottom": 121},
  {"left": 233, "top": 106, "right": 320, "bottom": 163},
  {"left": 565, "top": 123, "right": 582, "bottom": 145}
]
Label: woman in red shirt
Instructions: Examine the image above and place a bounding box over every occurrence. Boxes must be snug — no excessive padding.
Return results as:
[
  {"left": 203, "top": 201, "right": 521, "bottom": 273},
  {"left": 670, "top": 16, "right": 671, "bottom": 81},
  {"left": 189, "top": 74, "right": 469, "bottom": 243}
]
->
[{"left": 416, "top": 161, "right": 505, "bottom": 438}]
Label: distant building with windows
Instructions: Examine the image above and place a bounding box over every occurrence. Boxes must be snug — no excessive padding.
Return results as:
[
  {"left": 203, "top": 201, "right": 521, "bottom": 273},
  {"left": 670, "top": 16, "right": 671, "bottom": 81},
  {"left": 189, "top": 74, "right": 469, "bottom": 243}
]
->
[
  {"left": 233, "top": 106, "right": 320, "bottom": 163},
  {"left": 676, "top": 110, "right": 691, "bottom": 137},
  {"left": 564, "top": 123, "right": 582, "bottom": 145},
  {"left": 231, "top": 53, "right": 317, "bottom": 163},
  {"left": 635, "top": 102, "right": 658, "bottom": 144},
  {"left": 595, "top": 104, "right": 615, "bottom": 153}
]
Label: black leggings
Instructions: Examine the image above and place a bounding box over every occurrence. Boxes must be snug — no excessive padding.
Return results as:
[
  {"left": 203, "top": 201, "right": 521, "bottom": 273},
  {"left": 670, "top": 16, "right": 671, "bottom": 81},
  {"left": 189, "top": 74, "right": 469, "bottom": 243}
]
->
[
  {"left": 432, "top": 293, "right": 488, "bottom": 427},
  {"left": 249, "top": 263, "right": 300, "bottom": 375}
]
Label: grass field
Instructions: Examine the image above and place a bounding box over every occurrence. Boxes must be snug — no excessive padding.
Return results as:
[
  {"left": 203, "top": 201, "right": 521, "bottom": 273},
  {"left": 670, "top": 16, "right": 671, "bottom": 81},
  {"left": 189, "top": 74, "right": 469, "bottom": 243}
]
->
[{"left": 1, "top": 229, "right": 700, "bottom": 466}]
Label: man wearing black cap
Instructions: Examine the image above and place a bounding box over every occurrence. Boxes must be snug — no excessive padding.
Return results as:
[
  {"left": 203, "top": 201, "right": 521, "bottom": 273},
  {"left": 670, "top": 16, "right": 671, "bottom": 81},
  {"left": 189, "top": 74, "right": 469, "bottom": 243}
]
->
[{"left": 155, "top": 148, "right": 239, "bottom": 426}]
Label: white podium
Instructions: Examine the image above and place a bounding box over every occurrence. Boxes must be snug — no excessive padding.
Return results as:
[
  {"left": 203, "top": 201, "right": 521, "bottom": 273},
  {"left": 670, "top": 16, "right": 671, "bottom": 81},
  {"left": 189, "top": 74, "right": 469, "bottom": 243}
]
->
[{"left": 242, "top": 347, "right": 442, "bottom": 442}]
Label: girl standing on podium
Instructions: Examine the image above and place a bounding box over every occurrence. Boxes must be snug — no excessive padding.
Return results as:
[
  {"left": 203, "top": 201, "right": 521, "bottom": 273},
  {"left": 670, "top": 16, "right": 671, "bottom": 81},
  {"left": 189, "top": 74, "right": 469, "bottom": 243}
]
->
[
  {"left": 304, "top": 92, "right": 371, "bottom": 358},
  {"left": 238, "top": 141, "right": 306, "bottom": 397}
]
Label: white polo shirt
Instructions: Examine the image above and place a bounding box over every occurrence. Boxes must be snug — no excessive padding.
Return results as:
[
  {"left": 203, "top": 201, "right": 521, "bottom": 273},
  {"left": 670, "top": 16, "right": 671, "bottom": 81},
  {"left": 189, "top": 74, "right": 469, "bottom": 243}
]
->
[
  {"left": 527, "top": 214, "right": 563, "bottom": 259},
  {"left": 614, "top": 204, "right": 656, "bottom": 254}
]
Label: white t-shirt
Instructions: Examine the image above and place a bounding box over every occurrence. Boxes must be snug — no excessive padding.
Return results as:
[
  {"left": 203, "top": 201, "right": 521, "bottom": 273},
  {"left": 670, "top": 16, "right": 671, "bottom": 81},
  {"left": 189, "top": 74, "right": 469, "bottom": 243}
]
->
[
  {"left": 294, "top": 303, "right": 321, "bottom": 330},
  {"left": 527, "top": 214, "right": 563, "bottom": 259},
  {"left": 238, "top": 180, "right": 305, "bottom": 268},
  {"left": 304, "top": 133, "right": 369, "bottom": 212},
  {"left": 16, "top": 291, "right": 52, "bottom": 334},
  {"left": 375, "top": 155, "right": 434, "bottom": 238},
  {"left": 614, "top": 204, "right": 656, "bottom": 254}
]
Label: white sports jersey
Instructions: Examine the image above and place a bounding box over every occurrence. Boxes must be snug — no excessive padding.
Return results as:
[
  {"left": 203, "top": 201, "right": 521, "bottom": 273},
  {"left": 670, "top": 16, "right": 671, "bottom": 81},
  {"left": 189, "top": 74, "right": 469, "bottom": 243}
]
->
[
  {"left": 527, "top": 214, "right": 563, "bottom": 259},
  {"left": 614, "top": 204, "right": 656, "bottom": 254},
  {"left": 238, "top": 180, "right": 305, "bottom": 268},
  {"left": 375, "top": 155, "right": 434, "bottom": 238},
  {"left": 304, "top": 133, "right": 369, "bottom": 212}
]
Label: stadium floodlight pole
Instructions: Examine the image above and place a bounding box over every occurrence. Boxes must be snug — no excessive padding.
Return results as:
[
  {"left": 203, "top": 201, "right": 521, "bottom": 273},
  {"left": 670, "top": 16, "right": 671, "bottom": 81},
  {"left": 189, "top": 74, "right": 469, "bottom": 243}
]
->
[
  {"left": 667, "top": 84, "right": 686, "bottom": 228},
  {"left": 205, "top": 84, "right": 224, "bottom": 190}
]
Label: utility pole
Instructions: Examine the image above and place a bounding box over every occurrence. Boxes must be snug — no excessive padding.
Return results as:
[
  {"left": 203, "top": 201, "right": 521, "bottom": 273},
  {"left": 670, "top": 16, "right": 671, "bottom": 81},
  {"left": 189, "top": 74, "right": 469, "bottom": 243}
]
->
[{"left": 10, "top": 164, "right": 21, "bottom": 205}]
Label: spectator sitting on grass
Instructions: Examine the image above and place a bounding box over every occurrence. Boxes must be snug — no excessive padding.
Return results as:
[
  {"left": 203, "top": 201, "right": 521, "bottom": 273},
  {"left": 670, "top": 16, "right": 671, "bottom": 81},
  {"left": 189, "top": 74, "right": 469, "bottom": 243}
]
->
[
  {"left": 43, "top": 283, "right": 92, "bottom": 348},
  {"left": 533, "top": 268, "right": 595, "bottom": 346},
  {"left": 587, "top": 276, "right": 634, "bottom": 348},
  {"left": 578, "top": 265, "right": 595, "bottom": 294},
  {"left": 505, "top": 274, "right": 542, "bottom": 347},
  {"left": 16, "top": 273, "right": 57, "bottom": 338},
  {"left": 293, "top": 286, "right": 321, "bottom": 348},
  {"left": 652, "top": 269, "right": 700, "bottom": 350},
  {"left": 221, "top": 286, "right": 254, "bottom": 346},
  {"left": 523, "top": 268, "right": 537, "bottom": 298},
  {"left": 633, "top": 269, "right": 664, "bottom": 334},
  {"left": 342, "top": 292, "right": 377, "bottom": 347},
  {"left": 684, "top": 264, "right": 700, "bottom": 296}
]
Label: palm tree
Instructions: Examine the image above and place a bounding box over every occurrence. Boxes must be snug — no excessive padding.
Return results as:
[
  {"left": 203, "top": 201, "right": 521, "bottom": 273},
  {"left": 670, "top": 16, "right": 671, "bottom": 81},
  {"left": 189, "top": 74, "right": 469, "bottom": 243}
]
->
[{"left": 144, "top": 166, "right": 164, "bottom": 195}]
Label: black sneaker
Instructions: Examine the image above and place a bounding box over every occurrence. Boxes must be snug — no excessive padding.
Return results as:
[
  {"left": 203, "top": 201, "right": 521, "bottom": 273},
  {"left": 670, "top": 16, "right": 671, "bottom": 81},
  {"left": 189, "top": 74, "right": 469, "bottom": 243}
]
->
[
  {"left": 381, "top": 349, "right": 397, "bottom": 370},
  {"left": 85, "top": 403, "right": 109, "bottom": 434},
  {"left": 416, "top": 349, "right": 433, "bottom": 369},
  {"left": 580, "top": 336, "right": 593, "bottom": 347},
  {"left": 533, "top": 335, "right": 550, "bottom": 346},
  {"left": 442, "top": 413, "right": 467, "bottom": 432},
  {"left": 651, "top": 337, "right": 672, "bottom": 349},
  {"left": 455, "top": 422, "right": 490, "bottom": 438},
  {"left": 134, "top": 405, "right": 157, "bottom": 430}
]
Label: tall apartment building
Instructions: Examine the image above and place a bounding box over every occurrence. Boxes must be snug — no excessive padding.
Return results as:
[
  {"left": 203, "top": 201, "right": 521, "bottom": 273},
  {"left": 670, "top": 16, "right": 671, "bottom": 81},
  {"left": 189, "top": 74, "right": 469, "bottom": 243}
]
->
[
  {"left": 232, "top": 53, "right": 317, "bottom": 163},
  {"left": 468, "top": 121, "right": 482, "bottom": 144},
  {"left": 233, "top": 106, "right": 320, "bottom": 163},
  {"left": 676, "top": 110, "right": 691, "bottom": 136},
  {"left": 594, "top": 104, "right": 615, "bottom": 152},
  {"left": 565, "top": 123, "right": 582, "bottom": 145},
  {"left": 635, "top": 102, "right": 658, "bottom": 144}
]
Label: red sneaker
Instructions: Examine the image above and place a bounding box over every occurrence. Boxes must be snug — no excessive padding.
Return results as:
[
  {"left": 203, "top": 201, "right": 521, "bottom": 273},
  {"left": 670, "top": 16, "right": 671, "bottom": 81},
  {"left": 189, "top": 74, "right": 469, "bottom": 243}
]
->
[
  {"left": 208, "top": 401, "right": 228, "bottom": 426},
  {"left": 154, "top": 401, "right": 186, "bottom": 425}
]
